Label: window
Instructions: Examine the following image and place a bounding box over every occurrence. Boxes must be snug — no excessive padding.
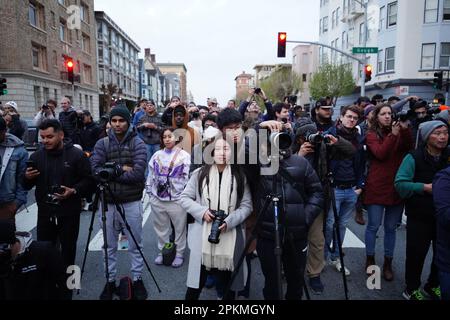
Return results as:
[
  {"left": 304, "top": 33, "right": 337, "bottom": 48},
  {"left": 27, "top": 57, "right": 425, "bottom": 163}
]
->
[
  {"left": 323, "top": 16, "right": 329, "bottom": 32},
  {"left": 43, "top": 88, "right": 49, "bottom": 102},
  {"left": 379, "top": 6, "right": 386, "bottom": 31},
  {"left": 387, "top": 2, "right": 398, "bottom": 27},
  {"left": 52, "top": 50, "right": 57, "bottom": 66},
  {"left": 58, "top": 0, "right": 65, "bottom": 6},
  {"left": 51, "top": 11, "right": 56, "bottom": 28},
  {"left": 342, "top": 31, "right": 346, "bottom": 49},
  {"left": 29, "top": 1, "right": 45, "bottom": 29},
  {"left": 440, "top": 43, "right": 450, "bottom": 67},
  {"left": 359, "top": 23, "right": 365, "bottom": 45},
  {"left": 80, "top": 3, "right": 89, "bottom": 23},
  {"left": 332, "top": 10, "right": 336, "bottom": 29},
  {"left": 385, "top": 47, "right": 395, "bottom": 71},
  {"left": 444, "top": 0, "right": 450, "bottom": 20},
  {"left": 377, "top": 49, "right": 384, "bottom": 73},
  {"left": 336, "top": 7, "right": 340, "bottom": 26},
  {"left": 31, "top": 42, "right": 48, "bottom": 71},
  {"left": 425, "top": 0, "right": 439, "bottom": 23},
  {"left": 82, "top": 34, "right": 91, "bottom": 53},
  {"left": 59, "top": 20, "right": 67, "bottom": 42},
  {"left": 421, "top": 44, "right": 436, "bottom": 69},
  {"left": 83, "top": 64, "right": 92, "bottom": 84}
]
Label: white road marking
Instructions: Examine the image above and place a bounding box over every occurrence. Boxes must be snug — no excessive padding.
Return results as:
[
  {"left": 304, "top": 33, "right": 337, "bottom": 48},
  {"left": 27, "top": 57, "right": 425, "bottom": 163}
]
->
[
  {"left": 15, "top": 203, "right": 38, "bottom": 233},
  {"left": 342, "top": 228, "right": 365, "bottom": 248}
]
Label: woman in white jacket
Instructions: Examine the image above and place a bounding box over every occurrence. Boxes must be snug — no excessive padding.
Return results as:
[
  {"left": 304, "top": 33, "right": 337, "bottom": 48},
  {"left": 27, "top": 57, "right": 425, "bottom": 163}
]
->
[{"left": 180, "top": 137, "right": 252, "bottom": 300}]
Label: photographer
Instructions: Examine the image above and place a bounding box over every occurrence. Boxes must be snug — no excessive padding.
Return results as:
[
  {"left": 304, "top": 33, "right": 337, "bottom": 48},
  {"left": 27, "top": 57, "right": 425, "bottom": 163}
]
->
[
  {"left": 0, "top": 220, "right": 69, "bottom": 300},
  {"left": 364, "top": 104, "right": 413, "bottom": 281},
  {"left": 180, "top": 137, "right": 253, "bottom": 300},
  {"left": 239, "top": 88, "right": 273, "bottom": 121},
  {"left": 409, "top": 100, "right": 434, "bottom": 147},
  {"left": 256, "top": 120, "right": 324, "bottom": 300},
  {"left": 90, "top": 106, "right": 148, "bottom": 300},
  {"left": 312, "top": 98, "right": 335, "bottom": 132},
  {"left": 3, "top": 101, "right": 28, "bottom": 141},
  {"left": 22, "top": 119, "right": 93, "bottom": 294},
  {"left": 292, "top": 117, "right": 355, "bottom": 294},
  {"left": 34, "top": 99, "right": 57, "bottom": 127},
  {"left": 146, "top": 128, "right": 190, "bottom": 268},
  {"left": 161, "top": 96, "right": 182, "bottom": 126}
]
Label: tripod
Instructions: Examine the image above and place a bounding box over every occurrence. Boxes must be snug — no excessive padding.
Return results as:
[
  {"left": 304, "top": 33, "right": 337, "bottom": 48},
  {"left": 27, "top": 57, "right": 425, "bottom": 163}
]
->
[
  {"left": 79, "top": 180, "right": 161, "bottom": 297},
  {"left": 324, "top": 172, "right": 349, "bottom": 300}
]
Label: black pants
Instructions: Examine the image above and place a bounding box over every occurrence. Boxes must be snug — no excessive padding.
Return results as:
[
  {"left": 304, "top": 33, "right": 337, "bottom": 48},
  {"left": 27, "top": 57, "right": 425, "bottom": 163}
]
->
[
  {"left": 405, "top": 217, "right": 439, "bottom": 292},
  {"left": 37, "top": 213, "right": 80, "bottom": 268},
  {"left": 257, "top": 236, "right": 307, "bottom": 300},
  {"left": 185, "top": 265, "right": 236, "bottom": 300}
]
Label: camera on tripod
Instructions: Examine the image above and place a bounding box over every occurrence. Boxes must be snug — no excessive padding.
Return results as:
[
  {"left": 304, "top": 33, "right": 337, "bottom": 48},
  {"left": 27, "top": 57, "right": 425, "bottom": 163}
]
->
[
  {"left": 306, "top": 132, "right": 330, "bottom": 144},
  {"left": 208, "top": 209, "right": 227, "bottom": 244},
  {"left": 97, "top": 162, "right": 122, "bottom": 182},
  {"left": 45, "top": 185, "right": 65, "bottom": 205}
]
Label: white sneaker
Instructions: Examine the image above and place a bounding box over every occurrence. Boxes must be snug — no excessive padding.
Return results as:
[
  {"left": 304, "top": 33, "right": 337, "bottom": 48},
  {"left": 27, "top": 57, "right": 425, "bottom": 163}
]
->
[{"left": 331, "top": 259, "right": 350, "bottom": 276}]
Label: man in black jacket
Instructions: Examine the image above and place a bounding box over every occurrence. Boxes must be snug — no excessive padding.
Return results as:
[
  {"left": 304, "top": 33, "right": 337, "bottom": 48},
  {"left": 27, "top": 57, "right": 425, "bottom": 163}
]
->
[
  {"left": 23, "top": 119, "right": 93, "bottom": 275},
  {"left": 79, "top": 110, "right": 101, "bottom": 153},
  {"left": 58, "top": 97, "right": 78, "bottom": 143},
  {"left": 0, "top": 220, "right": 69, "bottom": 300}
]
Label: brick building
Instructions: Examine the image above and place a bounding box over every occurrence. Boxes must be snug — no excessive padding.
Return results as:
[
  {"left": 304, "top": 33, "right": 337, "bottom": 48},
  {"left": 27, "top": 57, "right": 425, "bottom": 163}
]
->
[
  {"left": 0, "top": 0, "right": 99, "bottom": 119},
  {"left": 235, "top": 71, "right": 254, "bottom": 102}
]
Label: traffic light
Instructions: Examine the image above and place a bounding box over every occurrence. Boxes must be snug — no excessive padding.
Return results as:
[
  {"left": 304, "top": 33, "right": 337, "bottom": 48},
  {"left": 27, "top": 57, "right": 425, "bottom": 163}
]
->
[
  {"left": 364, "top": 64, "right": 372, "bottom": 82},
  {"left": 0, "top": 78, "right": 7, "bottom": 96},
  {"left": 434, "top": 71, "right": 443, "bottom": 90},
  {"left": 65, "top": 58, "right": 74, "bottom": 84},
  {"left": 277, "top": 32, "right": 287, "bottom": 58}
]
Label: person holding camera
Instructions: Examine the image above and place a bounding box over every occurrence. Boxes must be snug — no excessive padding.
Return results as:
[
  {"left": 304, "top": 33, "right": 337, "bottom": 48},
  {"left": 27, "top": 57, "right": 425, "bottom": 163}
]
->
[
  {"left": 180, "top": 137, "right": 253, "bottom": 300},
  {"left": 90, "top": 106, "right": 148, "bottom": 300},
  {"left": 22, "top": 119, "right": 93, "bottom": 294},
  {"left": 161, "top": 96, "right": 182, "bottom": 126},
  {"left": 146, "top": 127, "right": 190, "bottom": 268},
  {"left": 137, "top": 99, "right": 163, "bottom": 163},
  {"left": 0, "top": 117, "right": 28, "bottom": 222},
  {"left": 34, "top": 99, "right": 57, "bottom": 128},
  {"left": 2, "top": 101, "right": 28, "bottom": 141},
  {"left": 364, "top": 104, "right": 413, "bottom": 281},
  {"left": 0, "top": 220, "right": 70, "bottom": 300},
  {"left": 239, "top": 88, "right": 273, "bottom": 122},
  {"left": 311, "top": 98, "right": 335, "bottom": 132},
  {"left": 78, "top": 110, "right": 101, "bottom": 153}
]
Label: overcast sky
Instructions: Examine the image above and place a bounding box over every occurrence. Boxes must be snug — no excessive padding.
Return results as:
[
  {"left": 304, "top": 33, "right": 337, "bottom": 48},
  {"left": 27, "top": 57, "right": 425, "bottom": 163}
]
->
[{"left": 94, "top": 0, "right": 319, "bottom": 106}]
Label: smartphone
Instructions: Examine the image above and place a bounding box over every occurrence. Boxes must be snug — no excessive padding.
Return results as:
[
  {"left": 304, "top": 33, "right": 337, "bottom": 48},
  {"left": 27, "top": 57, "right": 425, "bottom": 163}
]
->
[{"left": 26, "top": 160, "right": 36, "bottom": 170}]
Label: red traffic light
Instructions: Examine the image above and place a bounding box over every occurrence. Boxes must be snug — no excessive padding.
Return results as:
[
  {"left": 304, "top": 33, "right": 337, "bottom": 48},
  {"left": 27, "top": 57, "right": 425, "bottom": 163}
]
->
[
  {"left": 277, "top": 32, "right": 287, "bottom": 58},
  {"left": 66, "top": 60, "right": 74, "bottom": 68},
  {"left": 364, "top": 64, "right": 372, "bottom": 82}
]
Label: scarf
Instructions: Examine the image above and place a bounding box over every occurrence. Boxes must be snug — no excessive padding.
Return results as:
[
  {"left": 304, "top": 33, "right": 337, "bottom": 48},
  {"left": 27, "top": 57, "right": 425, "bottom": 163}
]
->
[{"left": 201, "top": 165, "right": 237, "bottom": 271}]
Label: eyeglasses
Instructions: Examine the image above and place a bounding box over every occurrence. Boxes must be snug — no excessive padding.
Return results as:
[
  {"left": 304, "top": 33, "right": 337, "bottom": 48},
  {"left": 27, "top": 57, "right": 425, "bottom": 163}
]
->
[{"left": 344, "top": 115, "right": 359, "bottom": 121}]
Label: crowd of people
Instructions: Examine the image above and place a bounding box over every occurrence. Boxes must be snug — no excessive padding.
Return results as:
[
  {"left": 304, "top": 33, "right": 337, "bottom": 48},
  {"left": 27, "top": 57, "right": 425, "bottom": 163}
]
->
[{"left": 0, "top": 89, "right": 449, "bottom": 301}]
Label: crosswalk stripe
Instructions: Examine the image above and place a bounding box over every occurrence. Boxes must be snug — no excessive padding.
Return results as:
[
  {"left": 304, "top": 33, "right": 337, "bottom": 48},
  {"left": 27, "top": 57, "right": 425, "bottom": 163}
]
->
[
  {"left": 15, "top": 203, "right": 38, "bottom": 233},
  {"left": 342, "top": 228, "right": 365, "bottom": 248}
]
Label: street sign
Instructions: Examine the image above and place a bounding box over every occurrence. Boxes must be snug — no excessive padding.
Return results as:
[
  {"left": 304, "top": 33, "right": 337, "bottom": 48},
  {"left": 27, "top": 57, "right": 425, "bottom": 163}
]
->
[{"left": 352, "top": 47, "right": 378, "bottom": 54}]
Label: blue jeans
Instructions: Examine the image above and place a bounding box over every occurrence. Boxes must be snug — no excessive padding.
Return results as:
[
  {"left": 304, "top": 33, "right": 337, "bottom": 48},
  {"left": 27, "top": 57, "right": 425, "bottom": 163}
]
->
[
  {"left": 146, "top": 143, "right": 160, "bottom": 163},
  {"left": 365, "top": 204, "right": 403, "bottom": 258},
  {"left": 440, "top": 271, "right": 450, "bottom": 301},
  {"left": 325, "top": 188, "right": 358, "bottom": 260}
]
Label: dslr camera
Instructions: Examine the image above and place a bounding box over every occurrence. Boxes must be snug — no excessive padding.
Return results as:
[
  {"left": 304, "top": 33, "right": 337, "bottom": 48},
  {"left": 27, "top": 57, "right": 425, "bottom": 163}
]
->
[
  {"left": 97, "top": 162, "right": 122, "bottom": 182},
  {"left": 306, "top": 132, "right": 331, "bottom": 144},
  {"left": 254, "top": 88, "right": 262, "bottom": 95},
  {"left": 208, "top": 209, "right": 227, "bottom": 244},
  {"left": 45, "top": 185, "right": 65, "bottom": 206}
]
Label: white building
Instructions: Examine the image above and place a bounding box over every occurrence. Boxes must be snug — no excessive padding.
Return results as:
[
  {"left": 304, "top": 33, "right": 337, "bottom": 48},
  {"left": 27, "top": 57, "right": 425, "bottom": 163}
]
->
[
  {"left": 292, "top": 45, "right": 320, "bottom": 107},
  {"left": 319, "top": 0, "right": 449, "bottom": 105}
]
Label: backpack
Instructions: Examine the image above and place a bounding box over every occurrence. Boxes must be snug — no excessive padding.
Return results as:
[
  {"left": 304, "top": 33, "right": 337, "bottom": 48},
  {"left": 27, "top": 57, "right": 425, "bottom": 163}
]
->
[{"left": 161, "top": 242, "right": 177, "bottom": 266}]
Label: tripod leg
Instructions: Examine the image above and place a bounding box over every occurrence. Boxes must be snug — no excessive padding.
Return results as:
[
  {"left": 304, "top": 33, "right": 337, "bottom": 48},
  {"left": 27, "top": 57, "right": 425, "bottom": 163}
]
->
[
  {"left": 79, "top": 190, "right": 99, "bottom": 293},
  {"left": 106, "top": 185, "right": 161, "bottom": 293},
  {"left": 329, "top": 187, "right": 349, "bottom": 300}
]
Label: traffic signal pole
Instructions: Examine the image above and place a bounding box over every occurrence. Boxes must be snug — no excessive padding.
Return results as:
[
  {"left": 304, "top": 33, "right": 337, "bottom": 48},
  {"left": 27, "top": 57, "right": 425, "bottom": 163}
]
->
[{"left": 361, "top": 1, "right": 368, "bottom": 97}]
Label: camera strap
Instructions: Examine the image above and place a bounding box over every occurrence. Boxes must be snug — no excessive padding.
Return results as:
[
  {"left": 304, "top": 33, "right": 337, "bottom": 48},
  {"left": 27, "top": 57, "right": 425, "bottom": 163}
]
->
[{"left": 166, "top": 148, "right": 182, "bottom": 178}]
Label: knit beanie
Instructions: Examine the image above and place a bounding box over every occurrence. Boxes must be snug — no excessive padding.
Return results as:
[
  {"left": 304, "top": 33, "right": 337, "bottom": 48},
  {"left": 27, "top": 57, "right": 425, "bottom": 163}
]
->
[
  {"left": 109, "top": 106, "right": 131, "bottom": 124},
  {"left": 419, "top": 120, "right": 447, "bottom": 142}
]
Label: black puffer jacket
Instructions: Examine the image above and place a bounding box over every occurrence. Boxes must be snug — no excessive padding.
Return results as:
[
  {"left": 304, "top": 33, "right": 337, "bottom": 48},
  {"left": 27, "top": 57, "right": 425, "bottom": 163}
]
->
[{"left": 257, "top": 154, "right": 324, "bottom": 241}]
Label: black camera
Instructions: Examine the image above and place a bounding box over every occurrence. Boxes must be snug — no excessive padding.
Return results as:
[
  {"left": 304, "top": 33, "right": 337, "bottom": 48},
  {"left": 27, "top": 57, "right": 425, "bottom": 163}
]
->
[
  {"left": 393, "top": 110, "right": 413, "bottom": 122},
  {"left": 156, "top": 179, "right": 171, "bottom": 197},
  {"left": 97, "top": 162, "right": 122, "bottom": 182},
  {"left": 50, "top": 185, "right": 65, "bottom": 194},
  {"left": 254, "top": 88, "right": 262, "bottom": 95},
  {"left": 191, "top": 111, "right": 200, "bottom": 119},
  {"left": 208, "top": 209, "right": 227, "bottom": 244},
  {"left": 45, "top": 185, "right": 64, "bottom": 206},
  {"left": 307, "top": 132, "right": 330, "bottom": 144},
  {"left": 42, "top": 104, "right": 49, "bottom": 110},
  {"left": 288, "top": 95, "right": 297, "bottom": 105}
]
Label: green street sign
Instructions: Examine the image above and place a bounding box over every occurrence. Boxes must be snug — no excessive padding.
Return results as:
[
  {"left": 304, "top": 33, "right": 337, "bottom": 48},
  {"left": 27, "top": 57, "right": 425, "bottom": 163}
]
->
[{"left": 352, "top": 47, "right": 379, "bottom": 54}]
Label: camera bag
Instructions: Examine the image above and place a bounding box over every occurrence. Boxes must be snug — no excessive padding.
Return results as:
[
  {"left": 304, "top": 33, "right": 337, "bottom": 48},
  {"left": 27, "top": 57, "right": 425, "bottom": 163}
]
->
[
  {"left": 161, "top": 242, "right": 177, "bottom": 266},
  {"left": 118, "top": 276, "right": 133, "bottom": 300}
]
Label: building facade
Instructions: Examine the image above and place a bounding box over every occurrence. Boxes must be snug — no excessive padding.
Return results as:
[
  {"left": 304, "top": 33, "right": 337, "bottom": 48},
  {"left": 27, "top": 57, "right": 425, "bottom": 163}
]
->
[
  {"left": 138, "top": 59, "right": 149, "bottom": 100},
  {"left": 95, "top": 11, "right": 140, "bottom": 112},
  {"left": 0, "top": 0, "right": 99, "bottom": 119},
  {"left": 143, "top": 48, "right": 164, "bottom": 108},
  {"left": 292, "top": 45, "right": 320, "bottom": 107},
  {"left": 319, "top": 0, "right": 450, "bottom": 105},
  {"left": 235, "top": 71, "right": 254, "bottom": 102},
  {"left": 157, "top": 63, "right": 187, "bottom": 102}
]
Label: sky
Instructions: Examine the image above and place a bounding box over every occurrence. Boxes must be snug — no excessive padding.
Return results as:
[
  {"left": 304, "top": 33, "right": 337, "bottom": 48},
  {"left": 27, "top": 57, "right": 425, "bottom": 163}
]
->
[{"left": 94, "top": 0, "right": 320, "bottom": 106}]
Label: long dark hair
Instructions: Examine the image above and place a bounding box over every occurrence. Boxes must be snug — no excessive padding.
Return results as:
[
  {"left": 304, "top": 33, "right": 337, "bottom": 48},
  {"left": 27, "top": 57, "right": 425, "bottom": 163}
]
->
[
  {"left": 197, "top": 139, "right": 246, "bottom": 209},
  {"left": 369, "top": 103, "right": 393, "bottom": 139},
  {"left": 159, "top": 127, "right": 177, "bottom": 149}
]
